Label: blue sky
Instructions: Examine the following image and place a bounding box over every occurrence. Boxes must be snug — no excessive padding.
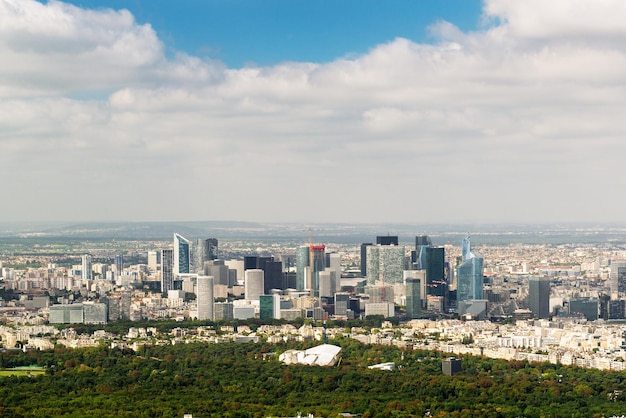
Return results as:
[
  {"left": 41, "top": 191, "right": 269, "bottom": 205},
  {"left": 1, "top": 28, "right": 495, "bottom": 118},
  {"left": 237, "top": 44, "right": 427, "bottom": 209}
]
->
[{"left": 58, "top": 0, "right": 483, "bottom": 67}]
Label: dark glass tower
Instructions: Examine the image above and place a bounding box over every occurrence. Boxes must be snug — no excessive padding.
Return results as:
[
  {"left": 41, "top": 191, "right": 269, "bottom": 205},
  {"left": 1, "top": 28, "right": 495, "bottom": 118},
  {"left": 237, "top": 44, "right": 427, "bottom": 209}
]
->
[
  {"left": 360, "top": 243, "right": 372, "bottom": 277},
  {"left": 376, "top": 235, "right": 398, "bottom": 246},
  {"left": 421, "top": 247, "right": 446, "bottom": 297},
  {"left": 529, "top": 277, "right": 550, "bottom": 319}
]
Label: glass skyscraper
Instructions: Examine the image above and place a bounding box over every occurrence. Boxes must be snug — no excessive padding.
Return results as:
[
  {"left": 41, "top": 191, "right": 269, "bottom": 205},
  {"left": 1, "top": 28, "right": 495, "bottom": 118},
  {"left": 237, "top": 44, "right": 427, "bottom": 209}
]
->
[
  {"left": 456, "top": 236, "right": 484, "bottom": 302},
  {"left": 173, "top": 233, "right": 190, "bottom": 275}
]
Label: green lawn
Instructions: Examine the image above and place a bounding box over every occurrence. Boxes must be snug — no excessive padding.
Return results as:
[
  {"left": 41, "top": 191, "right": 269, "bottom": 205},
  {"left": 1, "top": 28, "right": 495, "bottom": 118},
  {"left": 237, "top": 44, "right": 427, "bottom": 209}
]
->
[{"left": 0, "top": 367, "right": 45, "bottom": 377}]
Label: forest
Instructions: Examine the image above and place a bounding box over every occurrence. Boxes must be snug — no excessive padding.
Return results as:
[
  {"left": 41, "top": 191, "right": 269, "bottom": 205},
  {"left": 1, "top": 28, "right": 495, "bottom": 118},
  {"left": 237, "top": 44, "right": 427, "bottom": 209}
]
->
[{"left": 0, "top": 337, "right": 624, "bottom": 417}]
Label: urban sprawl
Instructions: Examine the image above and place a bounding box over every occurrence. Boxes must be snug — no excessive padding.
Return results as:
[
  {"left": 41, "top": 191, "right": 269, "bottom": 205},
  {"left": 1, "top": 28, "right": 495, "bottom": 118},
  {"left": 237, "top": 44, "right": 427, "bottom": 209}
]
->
[{"left": 2, "top": 232, "right": 626, "bottom": 372}]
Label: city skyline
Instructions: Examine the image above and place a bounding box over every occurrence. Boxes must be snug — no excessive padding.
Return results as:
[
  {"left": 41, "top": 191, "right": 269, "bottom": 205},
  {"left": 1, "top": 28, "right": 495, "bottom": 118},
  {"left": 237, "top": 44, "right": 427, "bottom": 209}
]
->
[{"left": 3, "top": 1, "right": 626, "bottom": 224}]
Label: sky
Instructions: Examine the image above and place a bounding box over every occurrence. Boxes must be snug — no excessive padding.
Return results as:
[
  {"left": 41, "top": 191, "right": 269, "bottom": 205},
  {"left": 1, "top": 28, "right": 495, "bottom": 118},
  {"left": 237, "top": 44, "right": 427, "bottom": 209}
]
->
[{"left": 2, "top": 0, "right": 626, "bottom": 224}]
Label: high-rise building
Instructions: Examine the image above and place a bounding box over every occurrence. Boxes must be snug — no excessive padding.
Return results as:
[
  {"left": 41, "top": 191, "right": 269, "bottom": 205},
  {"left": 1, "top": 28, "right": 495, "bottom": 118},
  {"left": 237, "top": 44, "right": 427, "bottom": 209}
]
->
[
  {"left": 420, "top": 247, "right": 446, "bottom": 297},
  {"left": 610, "top": 261, "right": 626, "bottom": 298},
  {"left": 326, "top": 253, "right": 341, "bottom": 293},
  {"left": 334, "top": 292, "right": 350, "bottom": 317},
  {"left": 114, "top": 255, "right": 123, "bottom": 277},
  {"left": 147, "top": 251, "right": 158, "bottom": 274},
  {"left": 366, "top": 245, "right": 405, "bottom": 285},
  {"left": 214, "top": 302, "right": 234, "bottom": 320},
  {"left": 263, "top": 260, "right": 284, "bottom": 293},
  {"left": 244, "top": 269, "right": 264, "bottom": 301},
  {"left": 406, "top": 277, "right": 421, "bottom": 319},
  {"left": 528, "top": 276, "right": 550, "bottom": 319},
  {"left": 194, "top": 238, "right": 218, "bottom": 273},
  {"left": 173, "top": 233, "right": 190, "bottom": 276},
  {"left": 310, "top": 245, "right": 326, "bottom": 296},
  {"left": 196, "top": 275, "right": 214, "bottom": 321},
  {"left": 81, "top": 254, "right": 92, "bottom": 281},
  {"left": 296, "top": 246, "right": 310, "bottom": 291},
  {"left": 376, "top": 235, "right": 399, "bottom": 246},
  {"left": 569, "top": 298, "right": 598, "bottom": 321},
  {"left": 160, "top": 249, "right": 174, "bottom": 294},
  {"left": 456, "top": 236, "right": 483, "bottom": 302},
  {"left": 204, "top": 260, "right": 229, "bottom": 286},
  {"left": 360, "top": 243, "right": 373, "bottom": 277},
  {"left": 318, "top": 271, "right": 335, "bottom": 298},
  {"left": 259, "top": 294, "right": 281, "bottom": 320}
]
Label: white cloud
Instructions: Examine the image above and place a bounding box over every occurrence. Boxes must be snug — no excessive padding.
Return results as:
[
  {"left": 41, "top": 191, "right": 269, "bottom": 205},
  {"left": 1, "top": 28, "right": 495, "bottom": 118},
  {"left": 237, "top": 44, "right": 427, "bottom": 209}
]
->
[{"left": 1, "top": 0, "right": 626, "bottom": 223}]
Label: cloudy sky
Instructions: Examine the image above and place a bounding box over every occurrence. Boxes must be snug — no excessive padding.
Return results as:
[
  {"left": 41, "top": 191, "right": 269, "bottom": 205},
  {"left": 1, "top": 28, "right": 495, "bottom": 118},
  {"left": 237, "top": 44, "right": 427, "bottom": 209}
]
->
[{"left": 2, "top": 0, "right": 625, "bottom": 224}]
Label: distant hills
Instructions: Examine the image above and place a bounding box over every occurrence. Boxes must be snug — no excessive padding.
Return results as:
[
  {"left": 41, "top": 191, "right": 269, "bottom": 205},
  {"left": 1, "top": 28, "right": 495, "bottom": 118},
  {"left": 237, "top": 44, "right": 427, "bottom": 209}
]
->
[{"left": 1, "top": 221, "right": 626, "bottom": 245}]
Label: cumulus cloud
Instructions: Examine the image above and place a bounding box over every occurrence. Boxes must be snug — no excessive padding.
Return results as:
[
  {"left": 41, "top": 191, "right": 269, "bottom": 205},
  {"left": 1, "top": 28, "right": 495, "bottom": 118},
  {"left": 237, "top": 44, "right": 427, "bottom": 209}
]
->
[{"left": 1, "top": 0, "right": 626, "bottom": 223}]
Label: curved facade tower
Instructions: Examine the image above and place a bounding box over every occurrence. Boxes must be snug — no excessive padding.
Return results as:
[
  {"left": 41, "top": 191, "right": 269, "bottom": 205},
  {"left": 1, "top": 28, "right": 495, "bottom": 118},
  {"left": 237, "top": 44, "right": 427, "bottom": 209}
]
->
[
  {"left": 197, "top": 275, "right": 214, "bottom": 321},
  {"left": 456, "top": 236, "right": 484, "bottom": 302},
  {"left": 173, "top": 233, "right": 190, "bottom": 276}
]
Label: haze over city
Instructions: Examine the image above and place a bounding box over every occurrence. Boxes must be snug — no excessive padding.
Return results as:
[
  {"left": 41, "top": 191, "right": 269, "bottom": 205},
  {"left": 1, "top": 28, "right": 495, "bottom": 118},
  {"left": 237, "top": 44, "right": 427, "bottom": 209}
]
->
[{"left": 2, "top": 0, "right": 626, "bottom": 224}]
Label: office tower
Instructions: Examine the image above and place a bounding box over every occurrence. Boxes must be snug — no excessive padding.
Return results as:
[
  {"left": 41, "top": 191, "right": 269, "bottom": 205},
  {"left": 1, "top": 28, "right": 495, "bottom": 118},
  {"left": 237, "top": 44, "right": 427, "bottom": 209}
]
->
[
  {"left": 610, "top": 261, "right": 626, "bottom": 298},
  {"left": 194, "top": 238, "right": 218, "bottom": 273},
  {"left": 224, "top": 260, "right": 245, "bottom": 284},
  {"left": 456, "top": 237, "right": 484, "bottom": 302},
  {"left": 259, "top": 294, "right": 281, "bottom": 320},
  {"left": 366, "top": 285, "right": 394, "bottom": 303},
  {"left": 334, "top": 292, "right": 350, "bottom": 316},
  {"left": 420, "top": 247, "right": 446, "bottom": 297},
  {"left": 376, "top": 235, "right": 399, "bottom": 246},
  {"left": 214, "top": 302, "right": 234, "bottom": 320},
  {"left": 114, "top": 255, "right": 123, "bottom": 277},
  {"left": 205, "top": 260, "right": 229, "bottom": 286},
  {"left": 318, "top": 271, "right": 335, "bottom": 298},
  {"left": 569, "top": 298, "right": 598, "bottom": 321},
  {"left": 366, "top": 245, "right": 406, "bottom": 285},
  {"left": 296, "top": 246, "right": 310, "bottom": 291},
  {"left": 244, "top": 256, "right": 259, "bottom": 271},
  {"left": 415, "top": 235, "right": 432, "bottom": 250},
  {"left": 259, "top": 295, "right": 273, "bottom": 320},
  {"left": 147, "top": 251, "right": 158, "bottom": 273},
  {"left": 196, "top": 275, "right": 214, "bottom": 321},
  {"left": 309, "top": 245, "right": 326, "bottom": 296},
  {"left": 360, "top": 243, "right": 373, "bottom": 277},
  {"left": 608, "top": 300, "right": 625, "bottom": 319},
  {"left": 83, "top": 302, "right": 108, "bottom": 324},
  {"left": 81, "top": 254, "right": 92, "bottom": 281},
  {"left": 406, "top": 277, "right": 421, "bottom": 319},
  {"left": 442, "top": 358, "right": 462, "bottom": 376},
  {"left": 528, "top": 276, "right": 550, "bottom": 319},
  {"left": 173, "top": 233, "right": 190, "bottom": 275},
  {"left": 263, "top": 260, "right": 283, "bottom": 293},
  {"left": 244, "top": 269, "right": 264, "bottom": 301},
  {"left": 413, "top": 235, "right": 432, "bottom": 267},
  {"left": 326, "top": 252, "right": 341, "bottom": 292},
  {"left": 160, "top": 249, "right": 174, "bottom": 294}
]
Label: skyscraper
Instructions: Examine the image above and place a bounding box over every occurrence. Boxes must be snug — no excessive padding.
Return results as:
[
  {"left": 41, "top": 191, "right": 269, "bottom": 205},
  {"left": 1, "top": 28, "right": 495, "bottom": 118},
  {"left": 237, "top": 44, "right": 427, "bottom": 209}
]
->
[
  {"left": 114, "top": 255, "right": 123, "bottom": 277},
  {"left": 160, "top": 248, "right": 174, "bottom": 294},
  {"left": 194, "top": 238, "right": 218, "bottom": 273},
  {"left": 610, "top": 260, "right": 626, "bottom": 298},
  {"left": 296, "top": 245, "right": 310, "bottom": 291},
  {"left": 376, "top": 235, "right": 399, "bottom": 246},
  {"left": 456, "top": 236, "right": 483, "bottom": 302},
  {"left": 309, "top": 245, "right": 326, "bottom": 296},
  {"left": 173, "top": 233, "right": 190, "bottom": 276},
  {"left": 421, "top": 246, "right": 446, "bottom": 297},
  {"left": 360, "top": 243, "right": 373, "bottom": 277},
  {"left": 244, "top": 269, "right": 264, "bottom": 301},
  {"left": 81, "top": 254, "right": 92, "bottom": 281},
  {"left": 366, "top": 245, "right": 405, "bottom": 285},
  {"left": 147, "top": 251, "right": 158, "bottom": 273},
  {"left": 406, "top": 277, "right": 422, "bottom": 319},
  {"left": 529, "top": 276, "right": 550, "bottom": 319},
  {"left": 196, "top": 275, "right": 214, "bottom": 321}
]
